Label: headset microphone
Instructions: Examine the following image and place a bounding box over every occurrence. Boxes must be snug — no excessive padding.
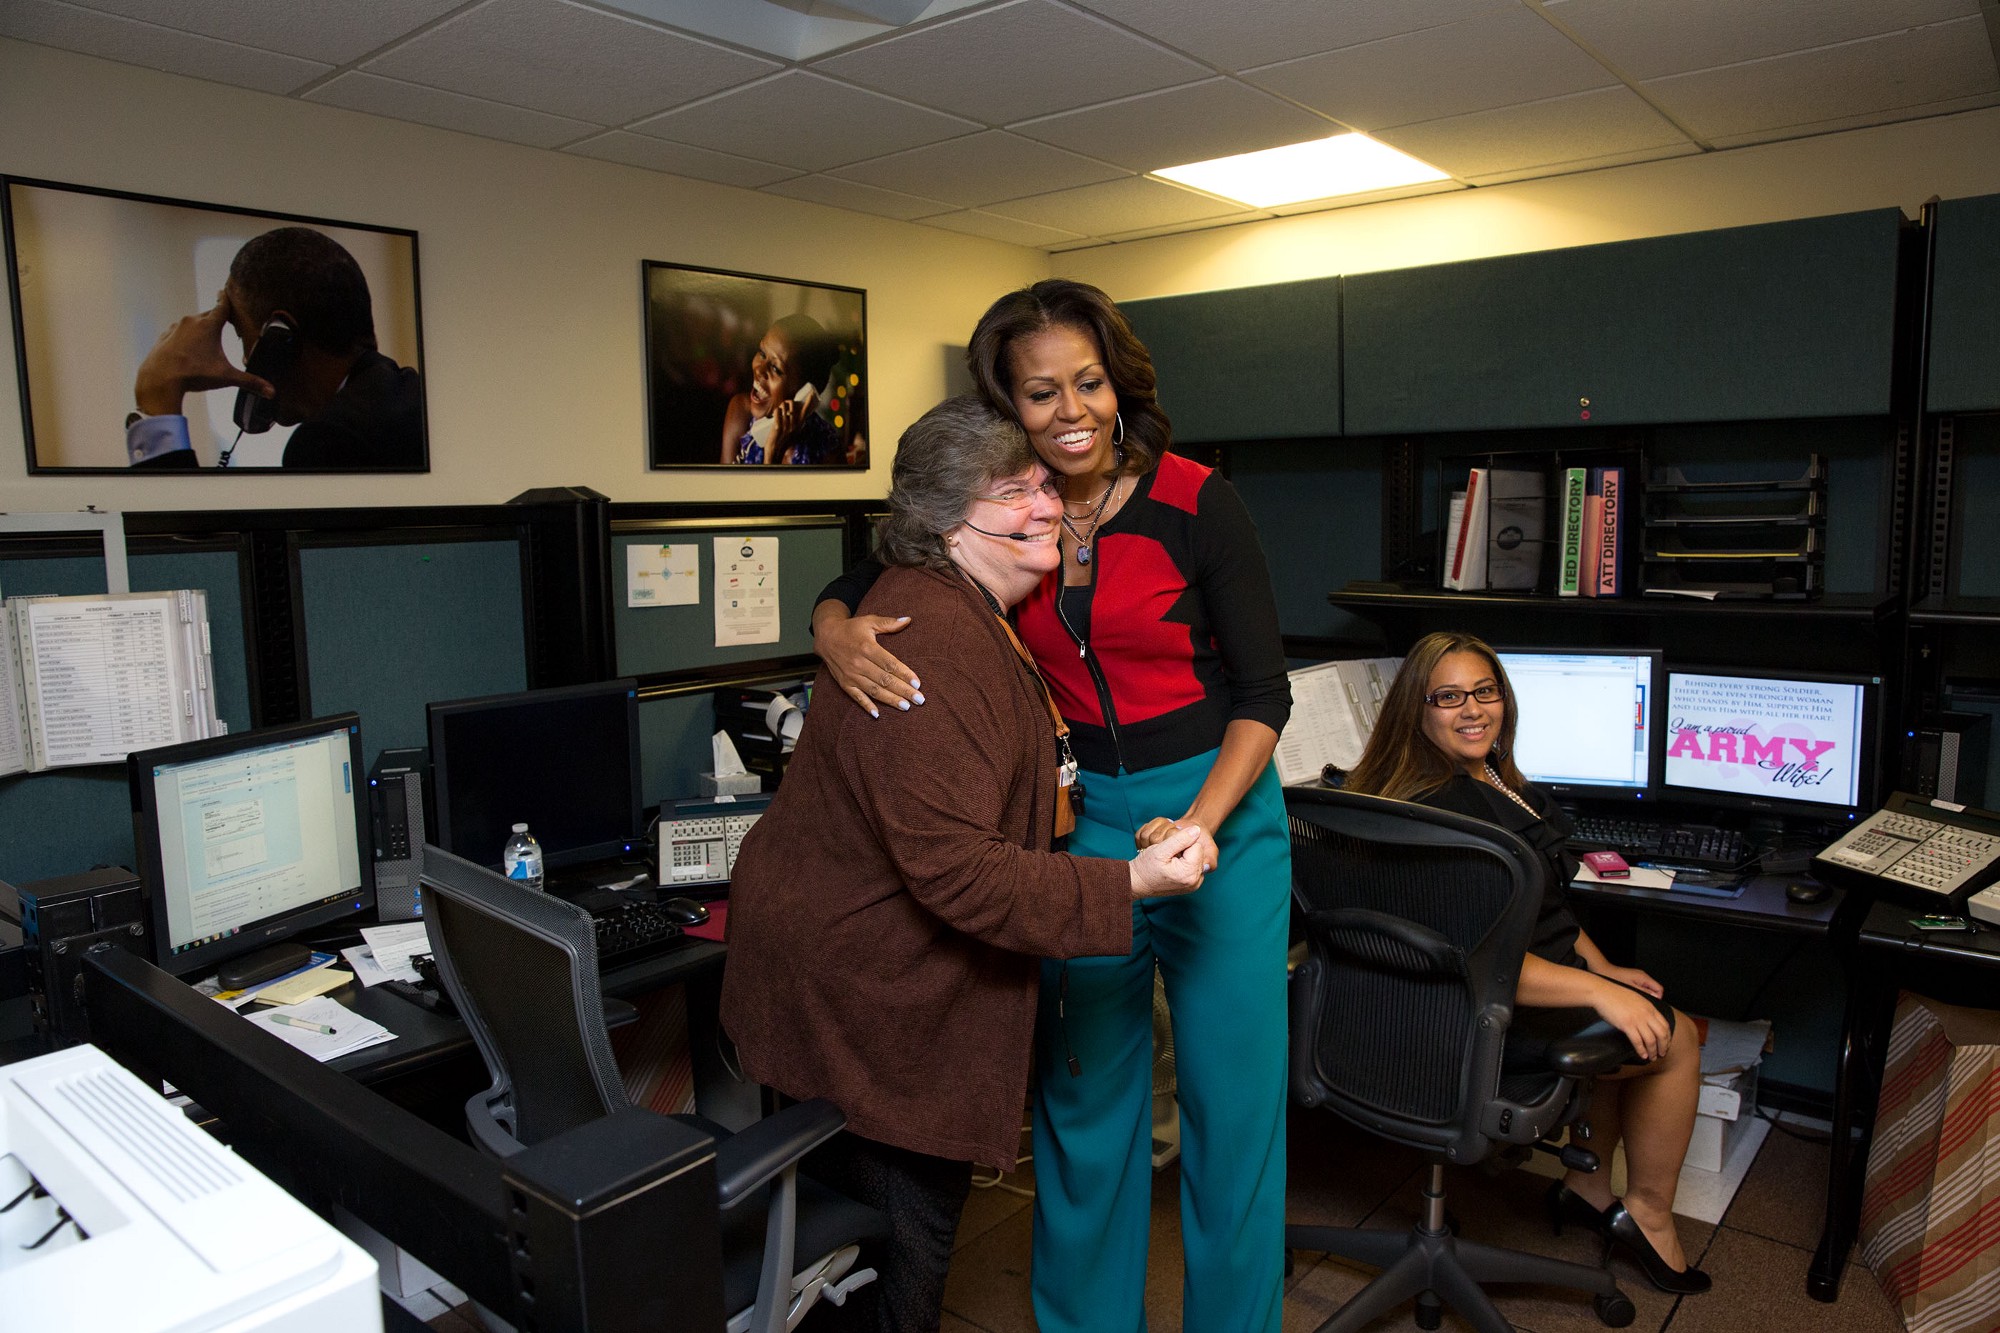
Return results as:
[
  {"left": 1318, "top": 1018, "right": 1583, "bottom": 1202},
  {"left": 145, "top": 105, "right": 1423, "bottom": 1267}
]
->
[{"left": 961, "top": 521, "right": 1032, "bottom": 541}]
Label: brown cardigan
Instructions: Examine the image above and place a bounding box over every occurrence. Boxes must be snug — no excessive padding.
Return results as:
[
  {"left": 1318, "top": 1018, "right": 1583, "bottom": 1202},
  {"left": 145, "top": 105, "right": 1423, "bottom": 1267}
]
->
[{"left": 719, "top": 565, "right": 1133, "bottom": 1170}]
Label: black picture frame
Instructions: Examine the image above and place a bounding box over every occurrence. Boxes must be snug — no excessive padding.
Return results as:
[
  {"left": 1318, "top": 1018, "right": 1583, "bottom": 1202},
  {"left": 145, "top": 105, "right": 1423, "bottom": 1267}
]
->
[
  {"left": 4, "top": 175, "right": 428, "bottom": 473},
  {"left": 643, "top": 260, "right": 868, "bottom": 470}
]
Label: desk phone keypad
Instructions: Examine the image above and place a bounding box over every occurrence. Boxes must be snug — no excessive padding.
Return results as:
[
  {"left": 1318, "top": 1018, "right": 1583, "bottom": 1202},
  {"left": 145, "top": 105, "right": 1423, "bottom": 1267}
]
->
[
  {"left": 662, "top": 812, "right": 761, "bottom": 886},
  {"left": 1822, "top": 809, "right": 2000, "bottom": 897}
]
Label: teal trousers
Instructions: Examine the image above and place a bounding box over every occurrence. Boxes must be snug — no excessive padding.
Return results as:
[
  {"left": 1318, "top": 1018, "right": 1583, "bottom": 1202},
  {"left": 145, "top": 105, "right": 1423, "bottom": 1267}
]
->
[{"left": 1031, "top": 752, "right": 1291, "bottom": 1333}]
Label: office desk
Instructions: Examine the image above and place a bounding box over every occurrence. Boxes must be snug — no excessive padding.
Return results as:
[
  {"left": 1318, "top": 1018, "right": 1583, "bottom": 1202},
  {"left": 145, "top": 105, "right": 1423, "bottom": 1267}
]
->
[{"left": 1810, "top": 902, "right": 2000, "bottom": 1301}]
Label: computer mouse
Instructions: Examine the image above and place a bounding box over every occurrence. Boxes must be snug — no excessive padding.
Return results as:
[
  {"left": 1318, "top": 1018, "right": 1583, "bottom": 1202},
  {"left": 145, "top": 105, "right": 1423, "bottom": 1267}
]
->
[
  {"left": 1786, "top": 881, "right": 1831, "bottom": 906},
  {"left": 660, "top": 896, "right": 711, "bottom": 927}
]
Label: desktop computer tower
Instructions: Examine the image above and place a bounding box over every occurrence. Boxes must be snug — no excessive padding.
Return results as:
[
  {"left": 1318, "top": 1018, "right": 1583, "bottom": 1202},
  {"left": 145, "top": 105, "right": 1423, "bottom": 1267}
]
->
[
  {"left": 14, "top": 867, "right": 149, "bottom": 1047},
  {"left": 1902, "top": 713, "right": 1991, "bottom": 808},
  {"left": 369, "top": 747, "right": 430, "bottom": 921}
]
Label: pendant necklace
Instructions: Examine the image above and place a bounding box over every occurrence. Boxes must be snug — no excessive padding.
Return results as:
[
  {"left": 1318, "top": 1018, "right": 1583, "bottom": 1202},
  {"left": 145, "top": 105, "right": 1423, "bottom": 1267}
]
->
[{"left": 1060, "top": 475, "right": 1119, "bottom": 566}]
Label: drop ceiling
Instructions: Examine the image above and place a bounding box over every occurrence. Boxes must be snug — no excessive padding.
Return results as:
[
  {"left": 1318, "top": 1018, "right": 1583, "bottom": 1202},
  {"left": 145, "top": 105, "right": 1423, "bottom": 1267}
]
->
[{"left": 4, "top": 0, "right": 1997, "bottom": 251}]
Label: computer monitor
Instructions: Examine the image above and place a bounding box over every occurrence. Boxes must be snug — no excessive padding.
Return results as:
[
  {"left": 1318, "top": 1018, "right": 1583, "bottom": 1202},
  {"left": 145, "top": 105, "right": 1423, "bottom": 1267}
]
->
[
  {"left": 130, "top": 714, "right": 375, "bottom": 981},
  {"left": 1495, "top": 648, "right": 1661, "bottom": 801},
  {"left": 1662, "top": 666, "right": 1881, "bottom": 822},
  {"left": 426, "top": 679, "right": 644, "bottom": 872}
]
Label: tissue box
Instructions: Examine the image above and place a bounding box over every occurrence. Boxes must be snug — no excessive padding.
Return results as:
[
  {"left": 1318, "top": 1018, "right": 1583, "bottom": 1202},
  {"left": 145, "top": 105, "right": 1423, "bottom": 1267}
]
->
[{"left": 700, "top": 771, "right": 763, "bottom": 797}]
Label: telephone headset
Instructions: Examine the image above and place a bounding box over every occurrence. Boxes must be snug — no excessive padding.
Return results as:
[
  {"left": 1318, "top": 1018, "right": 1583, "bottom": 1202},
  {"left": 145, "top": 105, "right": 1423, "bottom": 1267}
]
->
[{"left": 224, "top": 313, "right": 300, "bottom": 463}]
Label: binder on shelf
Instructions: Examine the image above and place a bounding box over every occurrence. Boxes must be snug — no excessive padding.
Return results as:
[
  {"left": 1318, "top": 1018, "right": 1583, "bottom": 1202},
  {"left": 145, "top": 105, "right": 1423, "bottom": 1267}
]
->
[
  {"left": 1556, "top": 467, "right": 1589, "bottom": 597},
  {"left": 1441, "top": 491, "right": 1468, "bottom": 589},
  {"left": 1594, "top": 467, "right": 1625, "bottom": 597},
  {"left": 1444, "top": 470, "right": 1487, "bottom": 590},
  {"left": 1443, "top": 467, "right": 1543, "bottom": 592},
  {"left": 1, "top": 589, "right": 223, "bottom": 776}
]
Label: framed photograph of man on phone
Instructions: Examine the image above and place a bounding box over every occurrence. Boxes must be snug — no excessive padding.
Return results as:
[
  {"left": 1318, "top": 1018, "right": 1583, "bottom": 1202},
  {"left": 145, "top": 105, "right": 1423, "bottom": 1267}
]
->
[
  {"left": 3, "top": 176, "right": 427, "bottom": 473},
  {"left": 643, "top": 261, "right": 868, "bottom": 470}
]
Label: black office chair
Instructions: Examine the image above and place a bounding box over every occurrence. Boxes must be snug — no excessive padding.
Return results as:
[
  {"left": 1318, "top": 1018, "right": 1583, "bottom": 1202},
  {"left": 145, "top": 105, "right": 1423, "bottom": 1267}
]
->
[
  {"left": 420, "top": 846, "right": 888, "bottom": 1333},
  {"left": 1283, "top": 788, "right": 1639, "bottom": 1333}
]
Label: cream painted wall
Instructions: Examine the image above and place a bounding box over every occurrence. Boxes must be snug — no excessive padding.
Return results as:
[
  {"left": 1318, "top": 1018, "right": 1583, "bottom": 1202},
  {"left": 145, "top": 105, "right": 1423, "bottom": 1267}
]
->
[
  {"left": 1054, "top": 106, "right": 2000, "bottom": 302},
  {"left": 0, "top": 38, "right": 1045, "bottom": 512}
]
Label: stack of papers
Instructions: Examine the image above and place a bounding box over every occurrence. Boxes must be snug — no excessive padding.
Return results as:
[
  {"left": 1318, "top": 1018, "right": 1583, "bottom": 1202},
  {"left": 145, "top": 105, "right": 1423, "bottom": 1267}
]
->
[
  {"left": 200, "top": 952, "right": 341, "bottom": 1010},
  {"left": 243, "top": 996, "right": 394, "bottom": 1062},
  {"left": 340, "top": 922, "right": 431, "bottom": 986}
]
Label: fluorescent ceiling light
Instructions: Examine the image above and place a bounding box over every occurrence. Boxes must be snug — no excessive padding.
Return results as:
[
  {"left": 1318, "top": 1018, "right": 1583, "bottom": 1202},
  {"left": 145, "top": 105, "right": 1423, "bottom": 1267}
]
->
[{"left": 1152, "top": 134, "right": 1450, "bottom": 208}]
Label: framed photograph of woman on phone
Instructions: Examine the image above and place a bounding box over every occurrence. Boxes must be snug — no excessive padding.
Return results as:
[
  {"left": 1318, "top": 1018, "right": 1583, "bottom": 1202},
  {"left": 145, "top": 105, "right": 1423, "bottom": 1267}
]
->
[{"left": 643, "top": 261, "right": 868, "bottom": 470}]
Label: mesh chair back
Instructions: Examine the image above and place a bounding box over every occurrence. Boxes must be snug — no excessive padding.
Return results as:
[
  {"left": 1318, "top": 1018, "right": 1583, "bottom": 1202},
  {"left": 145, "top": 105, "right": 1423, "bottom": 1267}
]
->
[
  {"left": 421, "top": 846, "right": 629, "bottom": 1148},
  {"left": 1286, "top": 789, "right": 1545, "bottom": 1159}
]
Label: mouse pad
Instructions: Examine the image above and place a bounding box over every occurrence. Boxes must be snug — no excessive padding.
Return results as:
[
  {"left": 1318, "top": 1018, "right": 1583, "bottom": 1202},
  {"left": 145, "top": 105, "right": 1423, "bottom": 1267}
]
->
[{"left": 685, "top": 900, "right": 727, "bottom": 943}]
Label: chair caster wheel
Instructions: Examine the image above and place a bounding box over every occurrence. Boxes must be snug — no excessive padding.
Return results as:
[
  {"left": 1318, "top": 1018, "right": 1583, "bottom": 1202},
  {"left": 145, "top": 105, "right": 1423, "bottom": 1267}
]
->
[
  {"left": 1416, "top": 1292, "right": 1443, "bottom": 1330},
  {"left": 1594, "top": 1290, "right": 1637, "bottom": 1327}
]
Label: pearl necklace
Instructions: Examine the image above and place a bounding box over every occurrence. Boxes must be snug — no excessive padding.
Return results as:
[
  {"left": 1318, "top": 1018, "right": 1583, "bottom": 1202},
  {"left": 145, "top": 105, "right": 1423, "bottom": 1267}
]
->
[{"left": 1484, "top": 761, "right": 1538, "bottom": 815}]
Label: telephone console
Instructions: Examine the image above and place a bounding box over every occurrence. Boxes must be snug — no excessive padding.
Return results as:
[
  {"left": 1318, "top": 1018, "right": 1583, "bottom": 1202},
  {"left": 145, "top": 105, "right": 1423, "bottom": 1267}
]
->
[
  {"left": 1812, "top": 791, "right": 2000, "bottom": 915},
  {"left": 659, "top": 794, "right": 772, "bottom": 887}
]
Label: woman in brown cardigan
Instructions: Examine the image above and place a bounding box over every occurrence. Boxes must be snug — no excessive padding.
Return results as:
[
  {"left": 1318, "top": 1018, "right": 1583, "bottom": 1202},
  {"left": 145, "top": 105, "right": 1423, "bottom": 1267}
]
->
[{"left": 720, "top": 395, "right": 1208, "bottom": 1333}]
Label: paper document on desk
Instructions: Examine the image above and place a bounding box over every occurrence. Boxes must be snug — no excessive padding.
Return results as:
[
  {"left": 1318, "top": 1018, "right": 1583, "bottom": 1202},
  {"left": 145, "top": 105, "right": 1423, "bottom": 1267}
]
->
[
  {"left": 1575, "top": 862, "right": 1677, "bottom": 890},
  {"left": 256, "top": 967, "right": 352, "bottom": 1006},
  {"left": 353, "top": 921, "right": 431, "bottom": 984},
  {"left": 201, "top": 951, "right": 338, "bottom": 1009},
  {"left": 244, "top": 997, "right": 393, "bottom": 1061}
]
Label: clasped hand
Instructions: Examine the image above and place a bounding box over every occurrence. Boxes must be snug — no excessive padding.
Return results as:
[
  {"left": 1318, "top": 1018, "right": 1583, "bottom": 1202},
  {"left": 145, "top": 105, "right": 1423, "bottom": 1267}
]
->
[{"left": 1128, "top": 823, "right": 1207, "bottom": 899}]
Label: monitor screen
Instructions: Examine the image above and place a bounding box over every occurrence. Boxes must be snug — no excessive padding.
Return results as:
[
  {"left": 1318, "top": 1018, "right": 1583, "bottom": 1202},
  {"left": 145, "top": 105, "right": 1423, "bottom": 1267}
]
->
[
  {"left": 1496, "top": 648, "right": 1660, "bottom": 799},
  {"left": 427, "top": 679, "right": 644, "bottom": 871},
  {"left": 130, "top": 714, "right": 374, "bottom": 980},
  {"left": 1662, "top": 667, "right": 1879, "bottom": 819}
]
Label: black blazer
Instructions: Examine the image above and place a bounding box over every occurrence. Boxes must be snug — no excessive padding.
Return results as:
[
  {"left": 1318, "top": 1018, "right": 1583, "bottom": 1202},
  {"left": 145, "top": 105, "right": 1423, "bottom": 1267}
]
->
[{"left": 1415, "top": 772, "right": 1582, "bottom": 966}]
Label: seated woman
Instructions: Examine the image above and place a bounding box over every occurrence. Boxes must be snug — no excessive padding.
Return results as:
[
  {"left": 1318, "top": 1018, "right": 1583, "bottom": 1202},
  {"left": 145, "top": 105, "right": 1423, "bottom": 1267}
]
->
[
  {"left": 720, "top": 395, "right": 1210, "bottom": 1333},
  {"left": 1343, "top": 631, "right": 1710, "bottom": 1296}
]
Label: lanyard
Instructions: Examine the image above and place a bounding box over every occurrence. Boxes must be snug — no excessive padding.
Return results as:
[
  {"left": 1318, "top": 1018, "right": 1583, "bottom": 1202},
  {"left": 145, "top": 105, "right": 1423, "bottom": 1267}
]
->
[{"left": 993, "top": 611, "right": 1081, "bottom": 839}]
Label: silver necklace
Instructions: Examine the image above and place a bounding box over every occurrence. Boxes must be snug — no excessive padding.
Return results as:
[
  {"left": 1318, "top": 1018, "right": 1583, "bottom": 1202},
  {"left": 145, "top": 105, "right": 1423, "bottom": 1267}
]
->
[
  {"left": 1484, "top": 761, "right": 1537, "bottom": 814},
  {"left": 1059, "top": 475, "right": 1118, "bottom": 566}
]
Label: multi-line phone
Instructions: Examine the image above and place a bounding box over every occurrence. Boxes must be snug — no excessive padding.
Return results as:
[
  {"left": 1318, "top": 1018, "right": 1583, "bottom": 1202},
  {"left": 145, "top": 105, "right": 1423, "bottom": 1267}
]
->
[
  {"left": 1812, "top": 791, "right": 2000, "bottom": 920},
  {"left": 658, "top": 794, "right": 772, "bottom": 887}
]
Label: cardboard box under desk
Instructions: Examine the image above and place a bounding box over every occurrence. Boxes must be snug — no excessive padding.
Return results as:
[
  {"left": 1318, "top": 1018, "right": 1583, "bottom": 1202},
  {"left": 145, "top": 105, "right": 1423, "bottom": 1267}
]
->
[
  {"left": 1686, "top": 1063, "right": 1758, "bottom": 1174},
  {"left": 1859, "top": 992, "right": 2000, "bottom": 1333}
]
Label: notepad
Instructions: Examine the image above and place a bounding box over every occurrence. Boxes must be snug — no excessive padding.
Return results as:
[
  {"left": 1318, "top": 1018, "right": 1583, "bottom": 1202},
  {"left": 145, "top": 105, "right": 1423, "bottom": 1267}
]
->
[{"left": 255, "top": 967, "right": 353, "bottom": 1006}]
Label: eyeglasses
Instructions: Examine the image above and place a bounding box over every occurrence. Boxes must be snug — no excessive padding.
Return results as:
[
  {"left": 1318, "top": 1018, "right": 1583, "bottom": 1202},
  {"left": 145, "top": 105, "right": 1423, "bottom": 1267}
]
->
[
  {"left": 1424, "top": 684, "right": 1504, "bottom": 709},
  {"left": 975, "top": 478, "right": 1063, "bottom": 510}
]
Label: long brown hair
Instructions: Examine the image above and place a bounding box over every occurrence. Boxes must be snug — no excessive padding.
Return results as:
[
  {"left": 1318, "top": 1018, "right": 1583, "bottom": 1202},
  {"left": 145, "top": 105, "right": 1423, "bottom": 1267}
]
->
[
  {"left": 965, "top": 279, "right": 1169, "bottom": 475},
  {"left": 1344, "top": 632, "right": 1526, "bottom": 802}
]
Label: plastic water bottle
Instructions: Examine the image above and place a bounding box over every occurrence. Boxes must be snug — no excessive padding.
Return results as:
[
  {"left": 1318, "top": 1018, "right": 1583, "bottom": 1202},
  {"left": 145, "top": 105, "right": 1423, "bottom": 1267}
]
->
[{"left": 502, "top": 823, "right": 544, "bottom": 890}]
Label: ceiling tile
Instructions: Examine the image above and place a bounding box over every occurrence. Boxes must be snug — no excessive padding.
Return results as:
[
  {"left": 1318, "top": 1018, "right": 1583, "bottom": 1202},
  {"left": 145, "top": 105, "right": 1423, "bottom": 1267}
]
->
[
  {"left": 1641, "top": 18, "right": 2000, "bottom": 142},
  {"left": 1461, "top": 143, "right": 1702, "bottom": 185},
  {"left": 1011, "top": 77, "right": 1336, "bottom": 172},
  {"left": 918, "top": 209, "right": 1085, "bottom": 247},
  {"left": 1706, "top": 91, "right": 2000, "bottom": 149},
  {"left": 831, "top": 131, "right": 1126, "bottom": 208},
  {"left": 564, "top": 131, "right": 802, "bottom": 187},
  {"left": 0, "top": 0, "right": 329, "bottom": 94},
  {"left": 981, "top": 175, "right": 1248, "bottom": 236},
  {"left": 813, "top": 0, "right": 1205, "bottom": 125},
  {"left": 305, "top": 71, "right": 602, "bottom": 149},
  {"left": 1245, "top": 8, "right": 1617, "bottom": 132},
  {"left": 631, "top": 71, "right": 981, "bottom": 172},
  {"left": 1375, "top": 86, "right": 1690, "bottom": 179},
  {"left": 58, "top": 0, "right": 464, "bottom": 65},
  {"left": 759, "top": 174, "right": 952, "bottom": 221},
  {"left": 360, "top": 0, "right": 780, "bottom": 127},
  {"left": 1068, "top": 0, "right": 1517, "bottom": 72},
  {"left": 1095, "top": 213, "right": 1276, "bottom": 244},
  {"left": 1267, "top": 178, "right": 1466, "bottom": 215},
  {"left": 1545, "top": 0, "right": 1984, "bottom": 80}
]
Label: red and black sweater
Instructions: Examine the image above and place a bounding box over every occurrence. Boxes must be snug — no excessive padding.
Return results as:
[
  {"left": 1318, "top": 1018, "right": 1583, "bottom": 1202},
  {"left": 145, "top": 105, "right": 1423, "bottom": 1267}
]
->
[{"left": 821, "top": 453, "right": 1291, "bottom": 775}]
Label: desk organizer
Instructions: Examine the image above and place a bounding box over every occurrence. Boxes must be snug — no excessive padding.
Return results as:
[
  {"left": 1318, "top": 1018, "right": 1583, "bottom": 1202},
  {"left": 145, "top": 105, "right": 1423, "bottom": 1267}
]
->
[{"left": 1639, "top": 455, "right": 1826, "bottom": 599}]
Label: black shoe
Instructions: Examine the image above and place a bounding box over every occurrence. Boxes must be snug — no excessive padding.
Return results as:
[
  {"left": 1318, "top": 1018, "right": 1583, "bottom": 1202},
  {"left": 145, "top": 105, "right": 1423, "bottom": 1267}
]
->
[
  {"left": 1545, "top": 1179, "right": 1612, "bottom": 1237},
  {"left": 1602, "top": 1202, "right": 1711, "bottom": 1294}
]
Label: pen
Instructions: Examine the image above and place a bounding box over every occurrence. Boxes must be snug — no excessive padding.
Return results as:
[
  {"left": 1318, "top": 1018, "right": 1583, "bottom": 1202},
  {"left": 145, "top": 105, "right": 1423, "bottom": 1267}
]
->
[{"left": 269, "top": 1014, "right": 336, "bottom": 1035}]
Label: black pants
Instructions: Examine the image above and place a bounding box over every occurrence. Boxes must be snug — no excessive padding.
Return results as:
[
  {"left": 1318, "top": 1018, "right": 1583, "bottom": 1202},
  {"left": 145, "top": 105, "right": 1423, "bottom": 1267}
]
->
[{"left": 801, "top": 1133, "right": 973, "bottom": 1333}]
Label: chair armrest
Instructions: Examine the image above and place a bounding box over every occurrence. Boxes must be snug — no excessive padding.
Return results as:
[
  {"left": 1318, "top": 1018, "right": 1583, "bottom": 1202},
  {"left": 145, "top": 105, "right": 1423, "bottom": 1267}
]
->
[
  {"left": 712, "top": 1097, "right": 847, "bottom": 1210},
  {"left": 1509, "top": 1006, "right": 1639, "bottom": 1077}
]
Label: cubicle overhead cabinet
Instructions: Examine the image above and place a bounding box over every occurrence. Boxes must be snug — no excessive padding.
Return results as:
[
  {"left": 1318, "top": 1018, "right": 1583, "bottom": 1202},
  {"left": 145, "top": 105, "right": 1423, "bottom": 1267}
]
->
[
  {"left": 1342, "top": 209, "right": 1904, "bottom": 436},
  {"left": 1120, "top": 277, "right": 1342, "bottom": 444},
  {"left": 1925, "top": 193, "right": 2000, "bottom": 415}
]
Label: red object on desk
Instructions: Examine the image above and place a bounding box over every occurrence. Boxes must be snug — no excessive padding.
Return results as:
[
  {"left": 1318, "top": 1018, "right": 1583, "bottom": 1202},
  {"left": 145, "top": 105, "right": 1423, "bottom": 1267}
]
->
[{"left": 685, "top": 900, "right": 727, "bottom": 942}]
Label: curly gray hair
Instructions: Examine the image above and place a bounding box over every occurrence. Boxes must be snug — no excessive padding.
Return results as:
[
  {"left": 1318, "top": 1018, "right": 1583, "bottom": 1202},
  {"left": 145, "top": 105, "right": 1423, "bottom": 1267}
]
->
[{"left": 876, "top": 395, "right": 1037, "bottom": 572}]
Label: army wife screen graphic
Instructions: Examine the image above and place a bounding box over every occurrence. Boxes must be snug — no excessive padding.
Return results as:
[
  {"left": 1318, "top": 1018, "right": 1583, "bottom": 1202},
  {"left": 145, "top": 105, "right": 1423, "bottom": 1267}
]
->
[{"left": 1663, "top": 671, "right": 1866, "bottom": 808}]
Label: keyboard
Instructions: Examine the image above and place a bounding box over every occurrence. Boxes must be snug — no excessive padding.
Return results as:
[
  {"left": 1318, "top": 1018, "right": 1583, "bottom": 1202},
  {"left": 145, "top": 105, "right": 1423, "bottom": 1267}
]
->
[
  {"left": 586, "top": 898, "right": 689, "bottom": 971},
  {"left": 1567, "top": 814, "right": 1751, "bottom": 871}
]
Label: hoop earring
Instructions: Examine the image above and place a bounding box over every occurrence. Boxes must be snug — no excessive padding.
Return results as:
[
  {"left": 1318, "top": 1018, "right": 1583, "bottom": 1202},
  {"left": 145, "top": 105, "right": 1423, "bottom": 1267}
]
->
[{"left": 1112, "top": 412, "right": 1125, "bottom": 450}]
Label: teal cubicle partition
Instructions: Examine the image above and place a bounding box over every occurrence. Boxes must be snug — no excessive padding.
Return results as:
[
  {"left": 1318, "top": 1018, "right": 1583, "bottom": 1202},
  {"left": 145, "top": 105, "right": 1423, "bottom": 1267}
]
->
[
  {"left": 0, "top": 546, "right": 254, "bottom": 885},
  {"left": 299, "top": 536, "right": 530, "bottom": 758},
  {"left": 611, "top": 515, "right": 848, "bottom": 806}
]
